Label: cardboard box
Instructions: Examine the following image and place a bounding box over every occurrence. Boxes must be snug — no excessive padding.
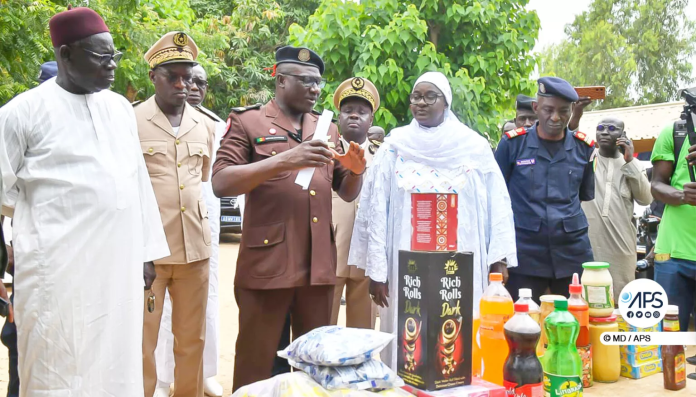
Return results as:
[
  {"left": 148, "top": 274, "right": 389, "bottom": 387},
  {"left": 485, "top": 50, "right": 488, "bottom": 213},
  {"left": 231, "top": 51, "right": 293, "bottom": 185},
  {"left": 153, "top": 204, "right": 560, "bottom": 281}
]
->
[
  {"left": 620, "top": 359, "right": 663, "bottom": 379},
  {"left": 621, "top": 347, "right": 661, "bottom": 366},
  {"left": 411, "top": 194, "right": 458, "bottom": 252},
  {"left": 402, "top": 377, "right": 505, "bottom": 397},
  {"left": 397, "top": 251, "right": 474, "bottom": 391},
  {"left": 616, "top": 316, "right": 661, "bottom": 333}
]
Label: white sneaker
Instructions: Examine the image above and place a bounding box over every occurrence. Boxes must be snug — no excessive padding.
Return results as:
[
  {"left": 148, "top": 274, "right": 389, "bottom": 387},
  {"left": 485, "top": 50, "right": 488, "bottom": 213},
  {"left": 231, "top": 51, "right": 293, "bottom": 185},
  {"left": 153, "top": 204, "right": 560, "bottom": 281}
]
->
[
  {"left": 204, "top": 377, "right": 224, "bottom": 397},
  {"left": 153, "top": 386, "right": 171, "bottom": 397}
]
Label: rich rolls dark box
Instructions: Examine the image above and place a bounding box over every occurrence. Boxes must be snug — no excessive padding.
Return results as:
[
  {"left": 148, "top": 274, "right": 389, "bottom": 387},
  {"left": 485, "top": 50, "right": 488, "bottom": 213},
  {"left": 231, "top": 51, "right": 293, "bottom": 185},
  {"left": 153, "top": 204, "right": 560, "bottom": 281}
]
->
[{"left": 397, "top": 250, "right": 474, "bottom": 391}]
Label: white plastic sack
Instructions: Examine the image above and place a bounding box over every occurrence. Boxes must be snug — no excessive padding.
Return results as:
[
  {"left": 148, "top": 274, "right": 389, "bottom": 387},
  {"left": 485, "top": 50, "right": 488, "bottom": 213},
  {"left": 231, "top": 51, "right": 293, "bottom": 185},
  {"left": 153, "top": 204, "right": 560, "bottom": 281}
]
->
[
  {"left": 291, "top": 359, "right": 404, "bottom": 391},
  {"left": 278, "top": 326, "right": 394, "bottom": 366},
  {"left": 231, "top": 372, "right": 411, "bottom": 397}
]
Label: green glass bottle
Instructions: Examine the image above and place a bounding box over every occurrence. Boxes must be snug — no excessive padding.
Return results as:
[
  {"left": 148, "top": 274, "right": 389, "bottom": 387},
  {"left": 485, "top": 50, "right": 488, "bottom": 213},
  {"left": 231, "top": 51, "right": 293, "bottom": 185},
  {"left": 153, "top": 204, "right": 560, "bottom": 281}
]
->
[{"left": 541, "top": 299, "right": 583, "bottom": 397}]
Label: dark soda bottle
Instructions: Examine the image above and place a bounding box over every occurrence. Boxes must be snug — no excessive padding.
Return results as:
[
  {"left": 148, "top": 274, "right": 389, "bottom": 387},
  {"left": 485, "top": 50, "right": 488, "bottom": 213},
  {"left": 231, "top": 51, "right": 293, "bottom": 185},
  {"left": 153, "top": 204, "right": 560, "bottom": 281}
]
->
[{"left": 504, "top": 303, "right": 544, "bottom": 397}]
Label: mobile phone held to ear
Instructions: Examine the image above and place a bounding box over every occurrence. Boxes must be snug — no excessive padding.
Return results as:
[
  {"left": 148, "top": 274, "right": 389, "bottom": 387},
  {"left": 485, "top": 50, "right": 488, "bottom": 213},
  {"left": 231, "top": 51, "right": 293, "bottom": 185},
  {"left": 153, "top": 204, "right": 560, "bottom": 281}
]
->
[
  {"left": 574, "top": 86, "right": 606, "bottom": 100},
  {"left": 0, "top": 297, "right": 9, "bottom": 318},
  {"left": 618, "top": 132, "right": 630, "bottom": 155}
]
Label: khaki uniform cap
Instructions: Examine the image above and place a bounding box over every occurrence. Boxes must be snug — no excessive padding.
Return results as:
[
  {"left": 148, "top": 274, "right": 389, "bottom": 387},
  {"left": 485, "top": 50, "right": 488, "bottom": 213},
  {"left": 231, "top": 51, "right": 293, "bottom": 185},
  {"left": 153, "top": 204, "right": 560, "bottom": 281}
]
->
[{"left": 144, "top": 31, "right": 198, "bottom": 69}]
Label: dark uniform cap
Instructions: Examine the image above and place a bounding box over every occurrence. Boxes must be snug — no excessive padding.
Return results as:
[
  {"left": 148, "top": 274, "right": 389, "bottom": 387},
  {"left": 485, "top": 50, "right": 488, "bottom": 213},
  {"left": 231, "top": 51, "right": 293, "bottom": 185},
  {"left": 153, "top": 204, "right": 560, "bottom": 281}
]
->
[
  {"left": 38, "top": 61, "right": 58, "bottom": 83},
  {"left": 515, "top": 94, "right": 536, "bottom": 111},
  {"left": 275, "top": 46, "right": 325, "bottom": 75},
  {"left": 537, "top": 76, "right": 579, "bottom": 102}
]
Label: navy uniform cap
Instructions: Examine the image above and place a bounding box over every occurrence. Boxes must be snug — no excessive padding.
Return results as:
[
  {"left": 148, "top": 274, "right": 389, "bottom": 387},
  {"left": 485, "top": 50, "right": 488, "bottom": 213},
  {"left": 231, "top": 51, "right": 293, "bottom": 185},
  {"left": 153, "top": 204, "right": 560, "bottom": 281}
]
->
[
  {"left": 537, "top": 76, "right": 579, "bottom": 102},
  {"left": 515, "top": 94, "right": 535, "bottom": 111},
  {"left": 275, "top": 46, "right": 325, "bottom": 75},
  {"left": 38, "top": 61, "right": 58, "bottom": 83}
]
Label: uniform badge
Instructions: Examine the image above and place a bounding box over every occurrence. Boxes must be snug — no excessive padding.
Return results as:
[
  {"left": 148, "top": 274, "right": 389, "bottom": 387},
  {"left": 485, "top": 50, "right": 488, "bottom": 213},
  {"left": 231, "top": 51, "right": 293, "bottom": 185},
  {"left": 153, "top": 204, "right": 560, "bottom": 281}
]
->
[
  {"left": 269, "top": 128, "right": 277, "bottom": 135},
  {"left": 225, "top": 117, "right": 231, "bottom": 133},
  {"left": 298, "top": 49, "right": 311, "bottom": 62},
  {"left": 351, "top": 77, "right": 365, "bottom": 90},
  {"left": 173, "top": 32, "right": 188, "bottom": 47},
  {"left": 516, "top": 158, "right": 536, "bottom": 166},
  {"left": 255, "top": 136, "right": 288, "bottom": 144},
  {"left": 539, "top": 82, "right": 546, "bottom": 94}
]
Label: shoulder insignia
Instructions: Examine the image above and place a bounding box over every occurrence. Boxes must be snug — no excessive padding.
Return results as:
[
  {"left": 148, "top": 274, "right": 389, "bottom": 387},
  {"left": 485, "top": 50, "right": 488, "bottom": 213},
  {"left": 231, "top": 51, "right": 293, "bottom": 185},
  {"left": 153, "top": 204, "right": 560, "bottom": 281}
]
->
[
  {"left": 194, "top": 105, "right": 223, "bottom": 122},
  {"left": 131, "top": 100, "right": 143, "bottom": 107},
  {"left": 504, "top": 127, "right": 527, "bottom": 139},
  {"left": 230, "top": 103, "right": 262, "bottom": 113},
  {"left": 573, "top": 131, "right": 595, "bottom": 147}
]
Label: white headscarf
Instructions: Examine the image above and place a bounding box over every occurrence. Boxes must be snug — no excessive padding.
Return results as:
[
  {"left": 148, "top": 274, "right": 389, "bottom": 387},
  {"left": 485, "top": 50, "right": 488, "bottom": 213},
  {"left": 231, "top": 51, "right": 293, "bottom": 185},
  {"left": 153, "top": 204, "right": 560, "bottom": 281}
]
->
[{"left": 385, "top": 71, "right": 495, "bottom": 172}]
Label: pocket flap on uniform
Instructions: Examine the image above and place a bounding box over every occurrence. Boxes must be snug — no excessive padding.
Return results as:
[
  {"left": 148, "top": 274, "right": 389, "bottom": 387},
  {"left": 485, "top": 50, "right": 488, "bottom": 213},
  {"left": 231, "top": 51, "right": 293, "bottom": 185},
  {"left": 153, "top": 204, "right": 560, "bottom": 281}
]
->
[
  {"left": 514, "top": 212, "right": 541, "bottom": 232},
  {"left": 187, "top": 141, "right": 209, "bottom": 157},
  {"left": 245, "top": 222, "right": 285, "bottom": 248},
  {"left": 198, "top": 199, "right": 208, "bottom": 219},
  {"left": 254, "top": 142, "right": 289, "bottom": 158},
  {"left": 141, "top": 141, "right": 167, "bottom": 156},
  {"left": 563, "top": 213, "right": 589, "bottom": 232}
]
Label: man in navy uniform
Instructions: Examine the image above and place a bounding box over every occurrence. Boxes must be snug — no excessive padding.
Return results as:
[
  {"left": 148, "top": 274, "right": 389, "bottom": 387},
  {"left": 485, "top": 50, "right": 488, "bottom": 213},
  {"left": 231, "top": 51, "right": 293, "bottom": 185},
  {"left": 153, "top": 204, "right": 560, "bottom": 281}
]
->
[
  {"left": 495, "top": 77, "right": 595, "bottom": 301},
  {"left": 514, "top": 94, "right": 537, "bottom": 129}
]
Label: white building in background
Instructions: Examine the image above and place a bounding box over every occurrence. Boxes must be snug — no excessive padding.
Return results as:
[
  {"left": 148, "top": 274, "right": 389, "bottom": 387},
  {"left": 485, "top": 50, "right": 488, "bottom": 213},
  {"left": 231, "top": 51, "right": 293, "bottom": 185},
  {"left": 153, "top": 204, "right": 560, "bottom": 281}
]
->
[{"left": 578, "top": 101, "right": 685, "bottom": 154}]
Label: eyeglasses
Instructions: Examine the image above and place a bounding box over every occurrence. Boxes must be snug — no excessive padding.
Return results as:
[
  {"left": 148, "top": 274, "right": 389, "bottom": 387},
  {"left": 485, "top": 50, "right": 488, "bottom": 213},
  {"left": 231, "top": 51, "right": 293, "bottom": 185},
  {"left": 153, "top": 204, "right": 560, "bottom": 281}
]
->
[
  {"left": 156, "top": 69, "right": 193, "bottom": 85},
  {"left": 280, "top": 73, "right": 326, "bottom": 89},
  {"left": 82, "top": 48, "right": 123, "bottom": 66},
  {"left": 597, "top": 124, "right": 621, "bottom": 132},
  {"left": 192, "top": 78, "right": 208, "bottom": 88},
  {"left": 409, "top": 92, "right": 444, "bottom": 105}
]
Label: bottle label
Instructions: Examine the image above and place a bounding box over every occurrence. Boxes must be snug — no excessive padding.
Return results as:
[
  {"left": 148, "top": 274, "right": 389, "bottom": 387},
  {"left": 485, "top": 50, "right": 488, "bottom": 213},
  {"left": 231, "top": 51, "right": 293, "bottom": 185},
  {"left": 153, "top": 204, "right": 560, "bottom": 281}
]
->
[
  {"left": 504, "top": 381, "right": 544, "bottom": 397},
  {"left": 583, "top": 285, "right": 613, "bottom": 309},
  {"left": 543, "top": 372, "right": 583, "bottom": 397},
  {"left": 664, "top": 319, "right": 680, "bottom": 332},
  {"left": 675, "top": 353, "right": 686, "bottom": 384}
]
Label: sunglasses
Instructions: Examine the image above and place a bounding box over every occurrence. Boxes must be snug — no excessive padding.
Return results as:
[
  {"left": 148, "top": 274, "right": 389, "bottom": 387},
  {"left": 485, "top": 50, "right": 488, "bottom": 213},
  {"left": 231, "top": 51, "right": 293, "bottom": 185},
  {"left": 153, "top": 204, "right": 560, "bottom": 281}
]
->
[
  {"left": 82, "top": 48, "right": 123, "bottom": 66},
  {"left": 597, "top": 124, "right": 621, "bottom": 132}
]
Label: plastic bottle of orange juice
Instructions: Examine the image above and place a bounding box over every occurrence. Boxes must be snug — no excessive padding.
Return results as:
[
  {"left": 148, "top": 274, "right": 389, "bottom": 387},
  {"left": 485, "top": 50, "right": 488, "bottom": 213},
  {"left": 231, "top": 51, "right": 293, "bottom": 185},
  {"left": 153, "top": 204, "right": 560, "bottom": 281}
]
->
[
  {"left": 480, "top": 272, "right": 514, "bottom": 386},
  {"left": 472, "top": 309, "right": 482, "bottom": 378}
]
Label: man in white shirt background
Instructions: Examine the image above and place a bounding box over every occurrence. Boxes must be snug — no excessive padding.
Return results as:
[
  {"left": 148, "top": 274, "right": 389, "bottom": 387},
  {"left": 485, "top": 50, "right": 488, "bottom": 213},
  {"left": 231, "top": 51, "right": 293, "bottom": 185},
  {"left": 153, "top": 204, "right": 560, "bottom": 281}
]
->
[{"left": 0, "top": 7, "right": 169, "bottom": 395}]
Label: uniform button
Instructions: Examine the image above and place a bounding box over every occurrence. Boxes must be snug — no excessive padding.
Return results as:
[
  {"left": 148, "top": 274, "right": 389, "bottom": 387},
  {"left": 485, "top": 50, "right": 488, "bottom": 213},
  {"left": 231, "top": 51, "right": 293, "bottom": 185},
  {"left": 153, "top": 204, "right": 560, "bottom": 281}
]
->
[
  {"left": 264, "top": 239, "right": 269, "bottom": 245},
  {"left": 177, "top": 162, "right": 182, "bottom": 168},
  {"left": 199, "top": 149, "right": 203, "bottom": 154},
  {"left": 271, "top": 150, "right": 277, "bottom": 156},
  {"left": 310, "top": 190, "right": 316, "bottom": 196},
  {"left": 312, "top": 217, "right": 318, "bottom": 223},
  {"left": 175, "top": 139, "right": 180, "bottom": 145},
  {"left": 181, "top": 206, "right": 186, "bottom": 212},
  {"left": 148, "top": 147, "right": 153, "bottom": 153},
  {"left": 180, "top": 184, "right": 184, "bottom": 190}
]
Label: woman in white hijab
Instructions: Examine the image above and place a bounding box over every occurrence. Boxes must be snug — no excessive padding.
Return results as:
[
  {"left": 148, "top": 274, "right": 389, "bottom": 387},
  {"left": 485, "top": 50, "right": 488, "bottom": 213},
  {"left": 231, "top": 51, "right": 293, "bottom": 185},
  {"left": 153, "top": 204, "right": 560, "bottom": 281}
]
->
[{"left": 347, "top": 72, "right": 517, "bottom": 370}]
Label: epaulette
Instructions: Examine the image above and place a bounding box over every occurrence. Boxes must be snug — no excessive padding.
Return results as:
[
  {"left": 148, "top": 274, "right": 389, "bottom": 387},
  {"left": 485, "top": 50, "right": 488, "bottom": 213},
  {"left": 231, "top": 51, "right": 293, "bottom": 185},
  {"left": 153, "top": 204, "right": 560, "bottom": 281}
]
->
[
  {"left": 193, "top": 105, "right": 223, "bottom": 122},
  {"left": 131, "top": 100, "right": 143, "bottom": 107},
  {"left": 504, "top": 127, "right": 527, "bottom": 139},
  {"left": 230, "top": 103, "right": 262, "bottom": 113},
  {"left": 573, "top": 131, "right": 595, "bottom": 147}
]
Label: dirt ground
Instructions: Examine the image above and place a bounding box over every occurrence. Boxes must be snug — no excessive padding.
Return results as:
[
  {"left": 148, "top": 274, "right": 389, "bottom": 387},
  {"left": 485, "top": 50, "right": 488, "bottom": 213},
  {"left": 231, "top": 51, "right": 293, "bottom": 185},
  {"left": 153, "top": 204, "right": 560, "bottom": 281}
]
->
[{"left": 0, "top": 236, "right": 694, "bottom": 396}]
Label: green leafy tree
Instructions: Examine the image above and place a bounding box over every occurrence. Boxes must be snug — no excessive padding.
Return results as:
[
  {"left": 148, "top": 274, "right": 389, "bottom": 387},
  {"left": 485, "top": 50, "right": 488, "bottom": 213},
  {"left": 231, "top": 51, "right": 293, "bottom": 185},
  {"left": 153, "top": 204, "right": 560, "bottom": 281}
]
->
[
  {"left": 289, "top": 0, "right": 540, "bottom": 142},
  {"left": 0, "top": 0, "right": 321, "bottom": 117},
  {"left": 540, "top": 0, "right": 695, "bottom": 109}
]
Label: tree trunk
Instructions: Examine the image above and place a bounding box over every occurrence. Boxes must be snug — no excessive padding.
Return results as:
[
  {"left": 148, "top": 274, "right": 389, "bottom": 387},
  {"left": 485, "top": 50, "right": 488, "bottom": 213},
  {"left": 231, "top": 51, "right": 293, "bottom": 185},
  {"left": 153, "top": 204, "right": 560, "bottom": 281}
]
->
[{"left": 428, "top": 21, "right": 441, "bottom": 48}]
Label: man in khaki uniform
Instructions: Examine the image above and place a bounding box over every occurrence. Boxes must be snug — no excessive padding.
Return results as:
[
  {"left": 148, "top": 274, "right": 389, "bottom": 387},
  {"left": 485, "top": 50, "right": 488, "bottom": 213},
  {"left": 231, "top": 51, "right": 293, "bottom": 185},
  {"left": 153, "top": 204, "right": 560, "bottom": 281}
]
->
[
  {"left": 135, "top": 32, "right": 215, "bottom": 397},
  {"left": 213, "top": 46, "right": 367, "bottom": 391},
  {"left": 330, "top": 77, "right": 381, "bottom": 329}
]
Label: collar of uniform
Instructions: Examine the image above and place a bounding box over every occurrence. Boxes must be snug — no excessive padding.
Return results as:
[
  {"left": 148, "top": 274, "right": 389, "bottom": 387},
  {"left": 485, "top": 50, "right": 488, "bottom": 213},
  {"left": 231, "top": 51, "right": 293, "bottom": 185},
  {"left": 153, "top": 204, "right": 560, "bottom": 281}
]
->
[
  {"left": 339, "top": 136, "right": 368, "bottom": 151},
  {"left": 525, "top": 122, "right": 575, "bottom": 151},
  {"left": 144, "top": 95, "right": 200, "bottom": 138},
  {"left": 265, "top": 98, "right": 318, "bottom": 141}
]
